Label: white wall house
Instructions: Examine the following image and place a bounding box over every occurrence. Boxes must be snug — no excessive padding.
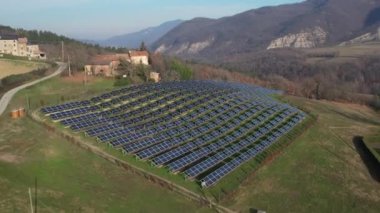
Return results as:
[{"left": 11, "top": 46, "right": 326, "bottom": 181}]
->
[
  {"left": 129, "top": 50, "right": 149, "bottom": 65},
  {"left": 0, "top": 35, "right": 46, "bottom": 59}
]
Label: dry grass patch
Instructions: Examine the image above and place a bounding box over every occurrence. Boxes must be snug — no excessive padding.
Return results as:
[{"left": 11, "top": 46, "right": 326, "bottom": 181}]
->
[{"left": 0, "top": 59, "right": 47, "bottom": 79}]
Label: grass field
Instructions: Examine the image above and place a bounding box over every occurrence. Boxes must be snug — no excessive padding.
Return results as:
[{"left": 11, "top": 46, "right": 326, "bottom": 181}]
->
[
  {"left": 2, "top": 74, "right": 380, "bottom": 212},
  {"left": 0, "top": 59, "right": 48, "bottom": 79},
  {"left": 6, "top": 75, "right": 203, "bottom": 193},
  {"left": 223, "top": 97, "right": 380, "bottom": 212},
  {"left": 6, "top": 74, "right": 115, "bottom": 112},
  {"left": 0, "top": 75, "right": 212, "bottom": 212},
  {"left": 303, "top": 42, "right": 380, "bottom": 64},
  {"left": 0, "top": 117, "right": 213, "bottom": 212}
]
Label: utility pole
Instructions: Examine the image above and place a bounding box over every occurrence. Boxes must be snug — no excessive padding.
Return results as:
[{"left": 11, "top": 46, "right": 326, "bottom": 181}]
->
[
  {"left": 26, "top": 95, "right": 30, "bottom": 111},
  {"left": 84, "top": 67, "right": 87, "bottom": 86},
  {"left": 28, "top": 188, "right": 34, "bottom": 213},
  {"left": 68, "top": 55, "right": 71, "bottom": 77},
  {"left": 34, "top": 177, "right": 37, "bottom": 213},
  {"left": 61, "top": 41, "right": 64, "bottom": 62}
]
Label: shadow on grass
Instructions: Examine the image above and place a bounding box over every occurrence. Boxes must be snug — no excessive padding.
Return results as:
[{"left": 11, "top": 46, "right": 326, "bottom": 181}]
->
[{"left": 352, "top": 136, "right": 380, "bottom": 182}]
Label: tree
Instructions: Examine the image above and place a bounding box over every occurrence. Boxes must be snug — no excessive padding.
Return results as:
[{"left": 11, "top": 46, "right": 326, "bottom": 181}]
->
[
  {"left": 170, "top": 59, "right": 193, "bottom": 80},
  {"left": 140, "top": 41, "right": 147, "bottom": 51},
  {"left": 117, "top": 59, "right": 134, "bottom": 77},
  {"left": 136, "top": 64, "right": 150, "bottom": 82}
]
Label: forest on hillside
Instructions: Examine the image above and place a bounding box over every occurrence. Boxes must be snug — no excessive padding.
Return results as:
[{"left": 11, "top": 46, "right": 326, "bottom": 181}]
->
[
  {"left": 148, "top": 50, "right": 380, "bottom": 110},
  {"left": 2, "top": 25, "right": 379, "bottom": 109}
]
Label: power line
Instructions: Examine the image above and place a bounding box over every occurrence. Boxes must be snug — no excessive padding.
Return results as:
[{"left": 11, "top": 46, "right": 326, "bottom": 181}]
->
[{"left": 68, "top": 55, "right": 71, "bottom": 77}]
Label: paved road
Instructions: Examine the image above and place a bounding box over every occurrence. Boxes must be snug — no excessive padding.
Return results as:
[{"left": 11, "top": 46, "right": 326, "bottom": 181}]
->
[{"left": 0, "top": 62, "right": 67, "bottom": 116}]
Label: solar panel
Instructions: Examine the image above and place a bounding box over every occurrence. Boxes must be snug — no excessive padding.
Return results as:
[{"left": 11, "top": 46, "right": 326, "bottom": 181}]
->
[{"left": 40, "top": 80, "right": 306, "bottom": 187}]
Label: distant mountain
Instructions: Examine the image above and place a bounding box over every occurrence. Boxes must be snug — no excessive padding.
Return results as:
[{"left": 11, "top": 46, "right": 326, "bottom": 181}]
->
[
  {"left": 152, "top": 0, "right": 380, "bottom": 62},
  {"left": 94, "top": 20, "right": 183, "bottom": 49}
]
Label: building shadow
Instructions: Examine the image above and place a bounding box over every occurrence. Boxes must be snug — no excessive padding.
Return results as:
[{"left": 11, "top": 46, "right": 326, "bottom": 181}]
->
[{"left": 352, "top": 136, "right": 380, "bottom": 182}]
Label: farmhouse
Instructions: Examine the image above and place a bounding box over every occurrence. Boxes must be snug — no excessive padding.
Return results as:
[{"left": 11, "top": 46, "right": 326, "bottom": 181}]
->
[
  {"left": 85, "top": 50, "right": 149, "bottom": 76},
  {"left": 129, "top": 50, "right": 149, "bottom": 65},
  {"left": 0, "top": 34, "right": 46, "bottom": 59}
]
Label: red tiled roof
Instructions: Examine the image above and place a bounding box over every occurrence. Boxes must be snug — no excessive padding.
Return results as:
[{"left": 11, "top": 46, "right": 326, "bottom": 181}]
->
[
  {"left": 129, "top": 50, "right": 149, "bottom": 57},
  {"left": 88, "top": 51, "right": 148, "bottom": 65},
  {"left": 89, "top": 54, "right": 130, "bottom": 65}
]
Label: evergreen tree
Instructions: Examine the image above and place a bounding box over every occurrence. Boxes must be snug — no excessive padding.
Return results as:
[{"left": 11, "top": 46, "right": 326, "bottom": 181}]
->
[{"left": 140, "top": 41, "right": 147, "bottom": 51}]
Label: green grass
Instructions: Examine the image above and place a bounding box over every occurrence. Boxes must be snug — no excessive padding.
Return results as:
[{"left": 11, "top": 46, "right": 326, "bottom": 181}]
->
[
  {"left": 0, "top": 76, "right": 213, "bottom": 212},
  {"left": 0, "top": 54, "right": 37, "bottom": 61},
  {"left": 4, "top": 75, "right": 380, "bottom": 212},
  {"left": 6, "top": 76, "right": 115, "bottom": 112},
  {"left": 0, "top": 117, "right": 212, "bottom": 212},
  {"left": 222, "top": 97, "right": 380, "bottom": 213},
  {"left": 29, "top": 80, "right": 305, "bottom": 198},
  {"left": 10, "top": 75, "right": 204, "bottom": 193},
  {"left": 205, "top": 112, "right": 316, "bottom": 202}
]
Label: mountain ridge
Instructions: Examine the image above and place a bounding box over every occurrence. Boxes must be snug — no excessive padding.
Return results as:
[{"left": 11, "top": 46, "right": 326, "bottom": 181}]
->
[
  {"left": 91, "top": 20, "right": 183, "bottom": 49},
  {"left": 152, "top": 0, "right": 380, "bottom": 62}
]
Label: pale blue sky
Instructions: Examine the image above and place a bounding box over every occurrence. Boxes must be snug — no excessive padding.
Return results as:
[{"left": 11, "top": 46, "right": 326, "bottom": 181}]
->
[{"left": 0, "top": 0, "right": 304, "bottom": 40}]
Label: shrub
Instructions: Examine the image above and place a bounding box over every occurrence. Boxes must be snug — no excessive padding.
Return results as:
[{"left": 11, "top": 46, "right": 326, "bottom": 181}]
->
[
  {"left": 170, "top": 60, "right": 193, "bottom": 80},
  {"left": 114, "top": 77, "right": 131, "bottom": 87},
  {"left": 1, "top": 68, "right": 48, "bottom": 87}
]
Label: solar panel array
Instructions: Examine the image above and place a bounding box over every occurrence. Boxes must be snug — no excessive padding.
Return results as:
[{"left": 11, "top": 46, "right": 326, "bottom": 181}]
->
[{"left": 41, "top": 80, "right": 305, "bottom": 188}]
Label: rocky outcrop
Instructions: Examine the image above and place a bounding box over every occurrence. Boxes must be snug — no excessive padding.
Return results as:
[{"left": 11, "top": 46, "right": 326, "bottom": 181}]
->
[
  {"left": 155, "top": 37, "right": 214, "bottom": 55},
  {"left": 188, "top": 38, "right": 215, "bottom": 54},
  {"left": 152, "top": 0, "right": 380, "bottom": 60},
  {"left": 267, "top": 27, "right": 327, "bottom": 49},
  {"left": 339, "top": 28, "right": 380, "bottom": 46}
]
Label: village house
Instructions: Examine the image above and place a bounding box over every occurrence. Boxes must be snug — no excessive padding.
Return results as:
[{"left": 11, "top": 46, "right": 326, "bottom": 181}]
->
[
  {"left": 85, "top": 50, "right": 150, "bottom": 77},
  {"left": 0, "top": 34, "right": 46, "bottom": 59},
  {"left": 129, "top": 50, "right": 149, "bottom": 65}
]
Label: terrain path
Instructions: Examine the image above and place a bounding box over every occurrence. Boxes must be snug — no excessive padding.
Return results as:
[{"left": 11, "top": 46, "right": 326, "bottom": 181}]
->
[{"left": 0, "top": 62, "right": 67, "bottom": 116}]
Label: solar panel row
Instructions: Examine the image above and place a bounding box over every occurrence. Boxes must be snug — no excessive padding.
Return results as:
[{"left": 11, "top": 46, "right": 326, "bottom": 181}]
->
[
  {"left": 201, "top": 113, "right": 302, "bottom": 187},
  {"left": 40, "top": 80, "right": 306, "bottom": 187}
]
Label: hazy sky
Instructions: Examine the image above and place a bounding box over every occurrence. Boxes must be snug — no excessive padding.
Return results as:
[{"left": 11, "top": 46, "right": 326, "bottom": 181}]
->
[{"left": 0, "top": 0, "right": 304, "bottom": 40}]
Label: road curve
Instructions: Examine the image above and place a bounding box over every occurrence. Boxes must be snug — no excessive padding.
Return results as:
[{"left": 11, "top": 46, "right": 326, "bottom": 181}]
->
[{"left": 0, "top": 62, "right": 67, "bottom": 116}]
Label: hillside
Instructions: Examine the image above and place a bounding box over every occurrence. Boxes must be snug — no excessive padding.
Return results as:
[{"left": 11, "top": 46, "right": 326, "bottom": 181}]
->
[
  {"left": 153, "top": 0, "right": 380, "bottom": 61},
  {"left": 150, "top": 0, "right": 380, "bottom": 107},
  {"left": 96, "top": 20, "right": 183, "bottom": 48},
  {"left": 2, "top": 67, "right": 379, "bottom": 212},
  {"left": 224, "top": 96, "right": 380, "bottom": 212}
]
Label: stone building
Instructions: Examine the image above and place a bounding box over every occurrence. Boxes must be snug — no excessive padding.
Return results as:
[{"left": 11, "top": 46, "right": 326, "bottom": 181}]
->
[
  {"left": 0, "top": 35, "right": 19, "bottom": 55},
  {"left": 0, "top": 34, "right": 46, "bottom": 59},
  {"left": 85, "top": 51, "right": 150, "bottom": 76},
  {"left": 129, "top": 50, "right": 149, "bottom": 65}
]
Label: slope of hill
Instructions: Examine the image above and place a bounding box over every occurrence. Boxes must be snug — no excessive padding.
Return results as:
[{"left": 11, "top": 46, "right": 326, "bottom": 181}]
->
[
  {"left": 0, "top": 59, "right": 47, "bottom": 79},
  {"left": 96, "top": 20, "right": 183, "bottom": 48},
  {"left": 153, "top": 0, "right": 380, "bottom": 61}
]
